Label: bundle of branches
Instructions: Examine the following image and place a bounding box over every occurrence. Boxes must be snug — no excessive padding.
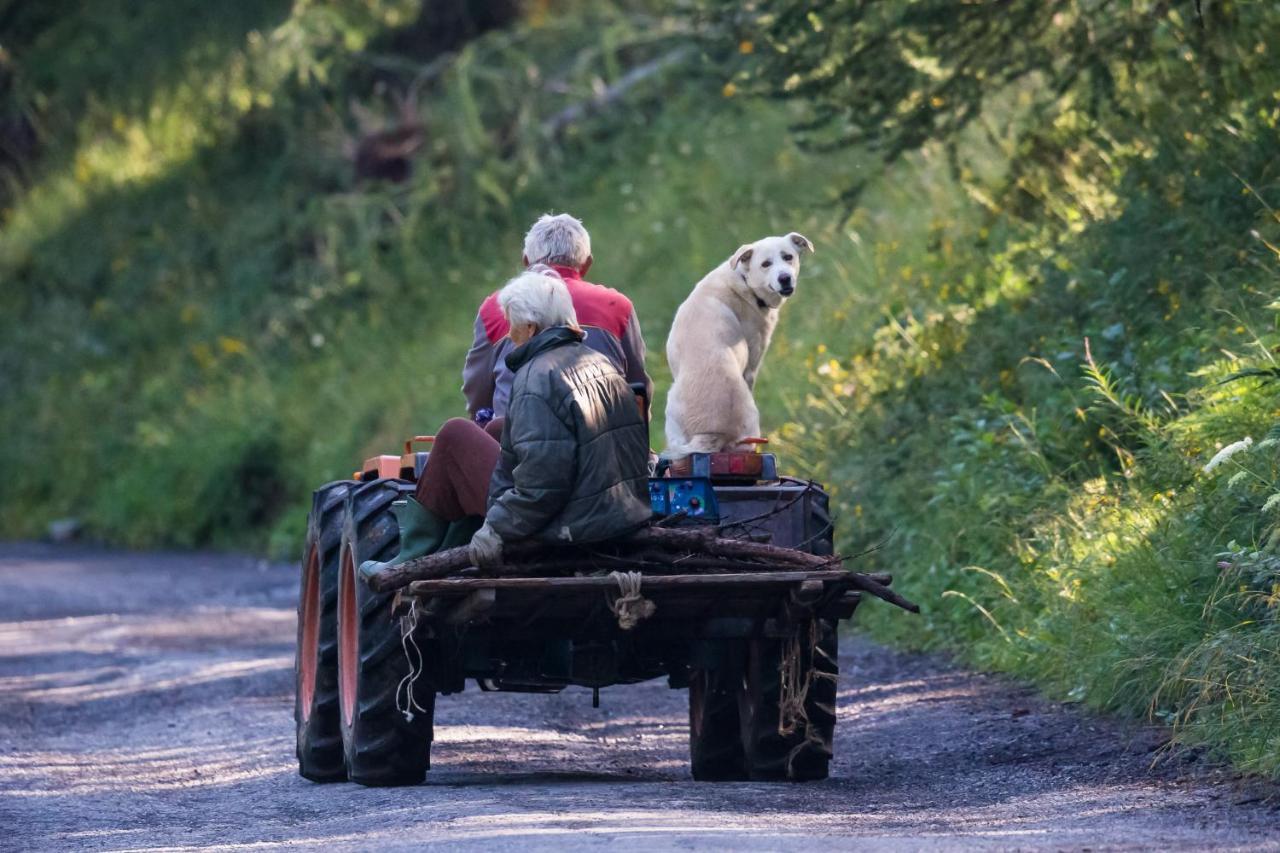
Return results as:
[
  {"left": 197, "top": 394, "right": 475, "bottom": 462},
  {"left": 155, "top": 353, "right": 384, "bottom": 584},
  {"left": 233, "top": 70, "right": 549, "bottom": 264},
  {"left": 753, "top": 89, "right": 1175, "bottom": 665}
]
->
[{"left": 367, "top": 526, "right": 919, "bottom": 613}]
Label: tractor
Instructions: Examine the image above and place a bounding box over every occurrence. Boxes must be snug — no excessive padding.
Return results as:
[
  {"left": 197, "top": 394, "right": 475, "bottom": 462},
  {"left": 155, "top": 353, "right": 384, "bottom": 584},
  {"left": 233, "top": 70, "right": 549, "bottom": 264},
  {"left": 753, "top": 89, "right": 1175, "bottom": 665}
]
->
[{"left": 294, "top": 432, "right": 899, "bottom": 786}]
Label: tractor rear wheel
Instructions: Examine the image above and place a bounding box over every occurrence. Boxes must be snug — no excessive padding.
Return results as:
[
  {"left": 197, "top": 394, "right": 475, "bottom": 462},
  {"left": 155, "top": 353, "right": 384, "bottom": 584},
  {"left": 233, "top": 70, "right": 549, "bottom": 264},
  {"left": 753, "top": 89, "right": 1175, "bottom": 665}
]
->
[
  {"left": 688, "top": 650, "right": 748, "bottom": 781},
  {"left": 294, "top": 480, "right": 352, "bottom": 782},
  {"left": 738, "top": 620, "right": 838, "bottom": 781},
  {"left": 337, "top": 478, "right": 435, "bottom": 786}
]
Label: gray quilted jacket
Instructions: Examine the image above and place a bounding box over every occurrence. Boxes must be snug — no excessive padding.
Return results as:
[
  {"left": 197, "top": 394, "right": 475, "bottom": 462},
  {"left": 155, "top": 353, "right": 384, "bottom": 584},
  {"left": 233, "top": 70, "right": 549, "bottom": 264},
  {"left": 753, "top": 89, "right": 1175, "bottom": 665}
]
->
[{"left": 486, "top": 326, "right": 652, "bottom": 545}]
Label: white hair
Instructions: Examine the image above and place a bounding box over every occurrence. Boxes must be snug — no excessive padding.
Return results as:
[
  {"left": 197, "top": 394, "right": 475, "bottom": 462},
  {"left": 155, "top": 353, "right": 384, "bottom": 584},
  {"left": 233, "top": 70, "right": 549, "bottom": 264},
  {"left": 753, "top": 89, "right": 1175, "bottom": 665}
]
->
[
  {"left": 522, "top": 213, "right": 591, "bottom": 268},
  {"left": 498, "top": 270, "right": 579, "bottom": 331}
]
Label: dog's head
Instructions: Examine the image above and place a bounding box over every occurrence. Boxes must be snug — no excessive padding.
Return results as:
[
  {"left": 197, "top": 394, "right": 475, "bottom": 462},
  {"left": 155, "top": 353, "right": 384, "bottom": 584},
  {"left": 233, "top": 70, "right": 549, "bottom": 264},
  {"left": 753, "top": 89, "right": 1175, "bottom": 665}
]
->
[{"left": 729, "top": 232, "right": 815, "bottom": 309}]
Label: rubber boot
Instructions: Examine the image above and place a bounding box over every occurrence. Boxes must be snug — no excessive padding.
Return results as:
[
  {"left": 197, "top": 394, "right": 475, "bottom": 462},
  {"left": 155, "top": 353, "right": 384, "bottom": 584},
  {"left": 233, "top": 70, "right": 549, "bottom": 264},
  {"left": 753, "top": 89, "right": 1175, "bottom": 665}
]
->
[
  {"left": 358, "top": 497, "right": 449, "bottom": 585},
  {"left": 440, "top": 515, "right": 484, "bottom": 550}
]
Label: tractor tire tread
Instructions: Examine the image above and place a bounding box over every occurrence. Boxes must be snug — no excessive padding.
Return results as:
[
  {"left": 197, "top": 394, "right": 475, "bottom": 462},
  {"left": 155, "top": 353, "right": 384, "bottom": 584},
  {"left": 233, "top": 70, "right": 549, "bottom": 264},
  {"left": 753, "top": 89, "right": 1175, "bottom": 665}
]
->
[
  {"left": 688, "top": 655, "right": 748, "bottom": 782},
  {"left": 295, "top": 480, "right": 353, "bottom": 783},
  {"left": 339, "top": 479, "right": 433, "bottom": 788}
]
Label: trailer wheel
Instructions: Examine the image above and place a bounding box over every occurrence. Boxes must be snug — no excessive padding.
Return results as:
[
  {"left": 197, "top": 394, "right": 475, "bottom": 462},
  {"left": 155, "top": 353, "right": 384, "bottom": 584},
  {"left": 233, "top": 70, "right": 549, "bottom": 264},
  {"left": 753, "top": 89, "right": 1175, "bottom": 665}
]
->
[
  {"left": 294, "top": 480, "right": 352, "bottom": 782},
  {"left": 688, "top": 656, "right": 748, "bottom": 781},
  {"left": 337, "top": 478, "right": 434, "bottom": 786},
  {"left": 738, "top": 620, "right": 838, "bottom": 781}
]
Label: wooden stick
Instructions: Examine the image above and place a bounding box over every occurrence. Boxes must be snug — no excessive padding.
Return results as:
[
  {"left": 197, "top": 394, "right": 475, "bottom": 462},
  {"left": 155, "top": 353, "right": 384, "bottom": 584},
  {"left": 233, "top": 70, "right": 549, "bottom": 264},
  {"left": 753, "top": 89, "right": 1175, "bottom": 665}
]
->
[
  {"left": 370, "top": 548, "right": 801, "bottom": 591},
  {"left": 400, "top": 569, "right": 920, "bottom": 614},
  {"left": 631, "top": 527, "right": 826, "bottom": 567},
  {"left": 844, "top": 572, "right": 920, "bottom": 613},
  {"left": 368, "top": 526, "right": 829, "bottom": 592},
  {"left": 406, "top": 570, "right": 851, "bottom": 596}
]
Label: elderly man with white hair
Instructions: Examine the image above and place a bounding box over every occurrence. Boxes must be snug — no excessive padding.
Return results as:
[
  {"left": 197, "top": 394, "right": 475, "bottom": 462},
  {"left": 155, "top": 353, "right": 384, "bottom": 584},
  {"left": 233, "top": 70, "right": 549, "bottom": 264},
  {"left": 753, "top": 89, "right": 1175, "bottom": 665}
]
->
[
  {"left": 360, "top": 269, "right": 652, "bottom": 580},
  {"left": 462, "top": 212, "right": 653, "bottom": 421}
]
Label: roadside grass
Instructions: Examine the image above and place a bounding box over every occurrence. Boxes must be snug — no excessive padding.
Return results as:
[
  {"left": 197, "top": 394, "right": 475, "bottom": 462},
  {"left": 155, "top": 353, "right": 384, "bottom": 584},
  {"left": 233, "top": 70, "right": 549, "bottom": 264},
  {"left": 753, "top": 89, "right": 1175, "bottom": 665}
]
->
[{"left": 770, "top": 76, "right": 1280, "bottom": 774}]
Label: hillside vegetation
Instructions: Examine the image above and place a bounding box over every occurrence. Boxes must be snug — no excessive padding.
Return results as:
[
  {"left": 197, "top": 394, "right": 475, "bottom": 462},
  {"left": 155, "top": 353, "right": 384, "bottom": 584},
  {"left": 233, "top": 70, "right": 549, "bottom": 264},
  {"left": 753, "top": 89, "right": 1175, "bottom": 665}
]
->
[{"left": 3, "top": 1, "right": 1280, "bottom": 777}]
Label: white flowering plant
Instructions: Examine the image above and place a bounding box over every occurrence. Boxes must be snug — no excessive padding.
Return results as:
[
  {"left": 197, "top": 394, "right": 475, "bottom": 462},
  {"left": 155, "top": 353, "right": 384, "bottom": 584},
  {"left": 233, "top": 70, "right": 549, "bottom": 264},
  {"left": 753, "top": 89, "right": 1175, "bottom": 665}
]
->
[{"left": 1202, "top": 422, "right": 1280, "bottom": 619}]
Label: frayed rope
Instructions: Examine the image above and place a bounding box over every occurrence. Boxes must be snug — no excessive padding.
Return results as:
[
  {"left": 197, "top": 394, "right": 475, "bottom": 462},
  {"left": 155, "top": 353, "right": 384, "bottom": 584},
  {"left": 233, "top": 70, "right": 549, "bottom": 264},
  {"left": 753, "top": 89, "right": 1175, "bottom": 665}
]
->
[{"left": 777, "top": 619, "right": 838, "bottom": 777}]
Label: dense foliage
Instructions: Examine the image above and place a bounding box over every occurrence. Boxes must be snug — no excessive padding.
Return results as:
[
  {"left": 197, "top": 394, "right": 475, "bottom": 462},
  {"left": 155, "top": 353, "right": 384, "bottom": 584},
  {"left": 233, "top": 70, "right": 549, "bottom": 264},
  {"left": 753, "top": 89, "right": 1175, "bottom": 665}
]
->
[
  {"left": 3, "top": 0, "right": 1280, "bottom": 777},
  {"left": 705, "top": 0, "right": 1280, "bottom": 774}
]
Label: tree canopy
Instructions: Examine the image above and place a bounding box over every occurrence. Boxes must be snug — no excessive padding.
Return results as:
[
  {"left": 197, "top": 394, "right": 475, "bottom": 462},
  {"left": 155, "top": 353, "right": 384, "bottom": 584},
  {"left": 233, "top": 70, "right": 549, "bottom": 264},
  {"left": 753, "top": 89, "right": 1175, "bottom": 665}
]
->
[{"left": 698, "top": 1, "right": 1273, "bottom": 208}]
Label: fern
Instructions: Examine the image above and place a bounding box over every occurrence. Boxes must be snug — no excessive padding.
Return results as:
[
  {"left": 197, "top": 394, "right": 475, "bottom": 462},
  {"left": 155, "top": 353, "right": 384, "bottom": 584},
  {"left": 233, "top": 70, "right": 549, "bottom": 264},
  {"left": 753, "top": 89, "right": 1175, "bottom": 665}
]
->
[{"left": 1081, "top": 336, "right": 1162, "bottom": 433}]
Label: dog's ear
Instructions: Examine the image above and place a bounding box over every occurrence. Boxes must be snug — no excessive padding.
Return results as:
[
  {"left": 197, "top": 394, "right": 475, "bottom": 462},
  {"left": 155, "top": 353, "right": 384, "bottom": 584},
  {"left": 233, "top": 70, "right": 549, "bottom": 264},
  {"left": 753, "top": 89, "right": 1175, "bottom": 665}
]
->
[
  {"left": 788, "top": 232, "right": 815, "bottom": 254},
  {"left": 730, "top": 244, "right": 754, "bottom": 269}
]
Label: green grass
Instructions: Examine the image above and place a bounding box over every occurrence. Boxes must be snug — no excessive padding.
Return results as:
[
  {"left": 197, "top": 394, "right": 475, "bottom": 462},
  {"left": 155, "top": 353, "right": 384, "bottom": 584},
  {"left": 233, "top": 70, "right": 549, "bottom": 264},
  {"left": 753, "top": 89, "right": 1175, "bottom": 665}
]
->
[
  {"left": 4, "top": 0, "right": 1280, "bottom": 780},
  {"left": 768, "top": 69, "right": 1280, "bottom": 774}
]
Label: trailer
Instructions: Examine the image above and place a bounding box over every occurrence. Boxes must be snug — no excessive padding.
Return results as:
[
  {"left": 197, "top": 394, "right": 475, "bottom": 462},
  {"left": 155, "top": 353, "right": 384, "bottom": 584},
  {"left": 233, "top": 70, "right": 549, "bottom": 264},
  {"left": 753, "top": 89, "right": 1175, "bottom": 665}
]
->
[{"left": 294, "top": 444, "right": 913, "bottom": 787}]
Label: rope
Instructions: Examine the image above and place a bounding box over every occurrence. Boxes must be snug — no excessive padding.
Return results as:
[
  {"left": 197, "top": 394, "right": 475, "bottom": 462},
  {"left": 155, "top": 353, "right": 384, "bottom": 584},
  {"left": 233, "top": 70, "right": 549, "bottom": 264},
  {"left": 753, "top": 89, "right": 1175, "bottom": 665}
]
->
[
  {"left": 396, "top": 600, "right": 431, "bottom": 722},
  {"left": 606, "top": 570, "right": 656, "bottom": 630},
  {"left": 776, "top": 620, "right": 814, "bottom": 737}
]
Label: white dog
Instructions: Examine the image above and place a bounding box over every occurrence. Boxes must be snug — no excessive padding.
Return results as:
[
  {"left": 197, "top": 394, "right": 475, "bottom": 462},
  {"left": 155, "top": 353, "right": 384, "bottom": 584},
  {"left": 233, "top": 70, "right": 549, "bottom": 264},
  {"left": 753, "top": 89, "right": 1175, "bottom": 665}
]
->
[{"left": 663, "top": 232, "right": 814, "bottom": 459}]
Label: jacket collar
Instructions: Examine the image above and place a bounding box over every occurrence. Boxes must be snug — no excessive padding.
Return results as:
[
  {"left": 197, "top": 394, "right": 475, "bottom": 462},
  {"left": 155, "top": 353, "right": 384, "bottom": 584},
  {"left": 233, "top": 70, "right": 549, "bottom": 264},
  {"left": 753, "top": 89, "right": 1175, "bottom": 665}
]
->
[
  {"left": 505, "top": 325, "right": 585, "bottom": 371},
  {"left": 550, "top": 264, "right": 583, "bottom": 283}
]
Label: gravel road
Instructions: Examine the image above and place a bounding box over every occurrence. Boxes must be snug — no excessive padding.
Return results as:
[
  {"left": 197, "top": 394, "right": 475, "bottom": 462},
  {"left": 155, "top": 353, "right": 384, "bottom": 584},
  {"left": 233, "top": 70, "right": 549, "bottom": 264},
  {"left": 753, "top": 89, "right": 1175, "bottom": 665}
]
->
[{"left": 1, "top": 542, "right": 1278, "bottom": 851}]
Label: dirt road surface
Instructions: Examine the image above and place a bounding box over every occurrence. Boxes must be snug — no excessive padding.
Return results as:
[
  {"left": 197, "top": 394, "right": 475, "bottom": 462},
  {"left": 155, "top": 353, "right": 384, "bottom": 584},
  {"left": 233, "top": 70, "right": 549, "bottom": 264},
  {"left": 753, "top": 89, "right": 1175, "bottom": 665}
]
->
[{"left": 2, "top": 543, "right": 1278, "bottom": 851}]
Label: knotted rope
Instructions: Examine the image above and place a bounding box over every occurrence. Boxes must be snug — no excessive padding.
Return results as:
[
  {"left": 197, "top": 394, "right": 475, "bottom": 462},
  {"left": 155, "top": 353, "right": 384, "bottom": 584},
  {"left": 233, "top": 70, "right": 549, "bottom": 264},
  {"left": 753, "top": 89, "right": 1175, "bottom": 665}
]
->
[{"left": 606, "top": 570, "right": 656, "bottom": 630}]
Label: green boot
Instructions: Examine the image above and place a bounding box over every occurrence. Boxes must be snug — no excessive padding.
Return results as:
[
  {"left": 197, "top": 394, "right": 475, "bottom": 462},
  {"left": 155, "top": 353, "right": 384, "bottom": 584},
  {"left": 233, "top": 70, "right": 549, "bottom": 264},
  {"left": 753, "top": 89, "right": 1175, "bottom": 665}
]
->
[
  {"left": 358, "top": 497, "right": 450, "bottom": 585},
  {"left": 440, "top": 515, "right": 484, "bottom": 550}
]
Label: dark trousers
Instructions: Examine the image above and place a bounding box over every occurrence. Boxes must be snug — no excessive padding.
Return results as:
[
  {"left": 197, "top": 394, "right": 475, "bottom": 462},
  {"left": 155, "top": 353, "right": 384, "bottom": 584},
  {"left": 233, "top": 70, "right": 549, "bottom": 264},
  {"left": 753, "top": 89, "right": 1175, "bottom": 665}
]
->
[{"left": 414, "top": 417, "right": 504, "bottom": 520}]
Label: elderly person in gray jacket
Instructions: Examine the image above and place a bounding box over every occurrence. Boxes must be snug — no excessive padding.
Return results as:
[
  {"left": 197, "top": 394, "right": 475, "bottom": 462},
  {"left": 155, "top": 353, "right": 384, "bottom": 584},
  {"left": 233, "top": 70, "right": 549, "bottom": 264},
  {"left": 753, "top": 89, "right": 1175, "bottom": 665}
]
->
[
  {"left": 469, "top": 270, "right": 652, "bottom": 566},
  {"left": 360, "top": 269, "right": 651, "bottom": 582}
]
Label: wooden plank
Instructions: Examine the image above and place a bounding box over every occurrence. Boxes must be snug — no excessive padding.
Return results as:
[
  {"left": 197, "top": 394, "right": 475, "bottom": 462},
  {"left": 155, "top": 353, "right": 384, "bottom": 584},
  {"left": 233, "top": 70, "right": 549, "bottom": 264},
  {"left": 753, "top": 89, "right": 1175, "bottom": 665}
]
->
[
  {"left": 406, "top": 570, "right": 848, "bottom": 597},
  {"left": 490, "top": 597, "right": 782, "bottom": 626}
]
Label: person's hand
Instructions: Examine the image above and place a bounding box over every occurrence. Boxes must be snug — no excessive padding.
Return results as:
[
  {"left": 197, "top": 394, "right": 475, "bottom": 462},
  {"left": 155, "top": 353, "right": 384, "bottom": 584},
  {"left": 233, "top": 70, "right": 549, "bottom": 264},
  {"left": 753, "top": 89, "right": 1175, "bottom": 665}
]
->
[{"left": 469, "top": 522, "right": 504, "bottom": 570}]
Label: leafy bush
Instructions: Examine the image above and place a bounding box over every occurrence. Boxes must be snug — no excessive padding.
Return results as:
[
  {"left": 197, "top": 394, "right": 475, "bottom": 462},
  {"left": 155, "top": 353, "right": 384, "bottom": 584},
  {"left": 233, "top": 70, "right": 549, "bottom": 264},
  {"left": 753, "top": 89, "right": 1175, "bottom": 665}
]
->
[{"left": 729, "top": 0, "right": 1280, "bottom": 774}]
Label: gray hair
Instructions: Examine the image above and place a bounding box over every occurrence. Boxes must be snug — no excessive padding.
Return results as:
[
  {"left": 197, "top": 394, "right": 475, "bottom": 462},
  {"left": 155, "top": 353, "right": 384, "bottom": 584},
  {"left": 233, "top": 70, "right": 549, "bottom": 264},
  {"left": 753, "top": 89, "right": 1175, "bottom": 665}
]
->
[
  {"left": 498, "top": 269, "right": 579, "bottom": 331},
  {"left": 522, "top": 213, "right": 591, "bottom": 267}
]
